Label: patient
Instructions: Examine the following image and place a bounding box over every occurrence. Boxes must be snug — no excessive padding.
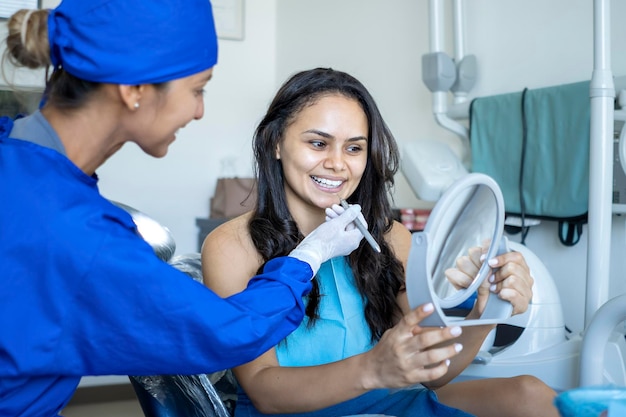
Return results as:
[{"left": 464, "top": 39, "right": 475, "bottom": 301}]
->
[{"left": 201, "top": 68, "right": 559, "bottom": 417}]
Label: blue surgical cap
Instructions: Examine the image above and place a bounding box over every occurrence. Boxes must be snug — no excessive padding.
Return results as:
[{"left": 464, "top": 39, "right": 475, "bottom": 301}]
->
[{"left": 48, "top": 0, "right": 218, "bottom": 85}]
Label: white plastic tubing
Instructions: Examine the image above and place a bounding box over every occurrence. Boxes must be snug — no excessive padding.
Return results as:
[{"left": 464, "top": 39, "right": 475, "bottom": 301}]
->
[
  {"left": 427, "top": 0, "right": 470, "bottom": 156},
  {"left": 586, "top": 0, "right": 615, "bottom": 328},
  {"left": 578, "top": 0, "right": 619, "bottom": 387},
  {"left": 580, "top": 294, "right": 626, "bottom": 386}
]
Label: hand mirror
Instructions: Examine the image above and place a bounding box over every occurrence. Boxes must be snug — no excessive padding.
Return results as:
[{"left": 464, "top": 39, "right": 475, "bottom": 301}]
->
[{"left": 406, "top": 173, "right": 513, "bottom": 326}]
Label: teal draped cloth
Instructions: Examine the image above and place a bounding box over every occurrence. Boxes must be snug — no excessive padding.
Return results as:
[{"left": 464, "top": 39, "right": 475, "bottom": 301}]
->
[{"left": 470, "top": 81, "right": 590, "bottom": 219}]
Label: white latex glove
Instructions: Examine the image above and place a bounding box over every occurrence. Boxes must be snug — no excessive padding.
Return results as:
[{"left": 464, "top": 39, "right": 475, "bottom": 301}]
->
[
  {"left": 324, "top": 203, "right": 368, "bottom": 230},
  {"left": 289, "top": 204, "right": 364, "bottom": 275}
]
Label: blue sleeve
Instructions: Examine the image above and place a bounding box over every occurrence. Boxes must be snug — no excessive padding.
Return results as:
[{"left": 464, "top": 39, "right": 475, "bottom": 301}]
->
[
  {"left": 55, "top": 233, "right": 313, "bottom": 377},
  {"left": 0, "top": 116, "right": 318, "bottom": 417},
  {"left": 0, "top": 139, "right": 311, "bottom": 382}
]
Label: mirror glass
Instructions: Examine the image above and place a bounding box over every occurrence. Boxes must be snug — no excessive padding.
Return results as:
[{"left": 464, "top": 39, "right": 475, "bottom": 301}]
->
[{"left": 428, "top": 182, "right": 498, "bottom": 308}]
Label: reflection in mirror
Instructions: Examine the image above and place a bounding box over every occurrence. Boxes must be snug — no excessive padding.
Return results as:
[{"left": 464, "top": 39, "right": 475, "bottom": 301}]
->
[{"left": 430, "top": 183, "right": 498, "bottom": 308}]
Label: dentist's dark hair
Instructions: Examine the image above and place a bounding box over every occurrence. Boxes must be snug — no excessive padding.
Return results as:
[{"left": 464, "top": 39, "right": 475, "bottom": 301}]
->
[{"left": 250, "top": 67, "right": 403, "bottom": 341}]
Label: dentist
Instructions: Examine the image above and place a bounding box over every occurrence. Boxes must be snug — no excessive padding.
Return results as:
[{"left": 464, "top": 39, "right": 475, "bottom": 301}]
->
[{"left": 0, "top": 1, "right": 364, "bottom": 416}]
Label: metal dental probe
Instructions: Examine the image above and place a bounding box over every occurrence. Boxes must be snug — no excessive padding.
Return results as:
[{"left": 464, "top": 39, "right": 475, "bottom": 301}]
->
[{"left": 339, "top": 199, "right": 381, "bottom": 253}]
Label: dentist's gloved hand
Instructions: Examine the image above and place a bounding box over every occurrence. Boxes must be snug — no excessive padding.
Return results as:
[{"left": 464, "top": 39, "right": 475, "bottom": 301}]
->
[
  {"left": 289, "top": 204, "right": 364, "bottom": 276},
  {"left": 324, "top": 203, "right": 368, "bottom": 230}
]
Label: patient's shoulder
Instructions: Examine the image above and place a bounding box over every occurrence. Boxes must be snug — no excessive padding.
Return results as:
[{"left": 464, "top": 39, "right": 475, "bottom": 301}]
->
[
  {"left": 202, "top": 213, "right": 252, "bottom": 251},
  {"left": 201, "top": 212, "right": 263, "bottom": 295},
  {"left": 385, "top": 220, "right": 412, "bottom": 269}
]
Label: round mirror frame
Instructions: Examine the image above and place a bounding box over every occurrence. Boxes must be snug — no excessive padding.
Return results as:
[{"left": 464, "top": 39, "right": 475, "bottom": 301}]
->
[{"left": 405, "top": 173, "right": 513, "bottom": 327}]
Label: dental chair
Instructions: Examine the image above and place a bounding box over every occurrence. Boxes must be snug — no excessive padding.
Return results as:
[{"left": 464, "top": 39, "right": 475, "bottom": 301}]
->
[
  {"left": 128, "top": 253, "right": 239, "bottom": 417},
  {"left": 110, "top": 202, "right": 238, "bottom": 417}
]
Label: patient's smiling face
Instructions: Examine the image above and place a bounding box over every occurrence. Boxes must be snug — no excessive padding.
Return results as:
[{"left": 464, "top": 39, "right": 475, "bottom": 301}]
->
[{"left": 275, "top": 94, "right": 368, "bottom": 231}]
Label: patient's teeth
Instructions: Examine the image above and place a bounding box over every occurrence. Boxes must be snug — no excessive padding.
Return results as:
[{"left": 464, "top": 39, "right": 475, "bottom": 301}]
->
[{"left": 312, "top": 176, "right": 342, "bottom": 188}]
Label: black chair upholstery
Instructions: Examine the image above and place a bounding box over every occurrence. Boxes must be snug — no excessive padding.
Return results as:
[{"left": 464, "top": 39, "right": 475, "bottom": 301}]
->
[{"left": 130, "top": 371, "right": 238, "bottom": 417}]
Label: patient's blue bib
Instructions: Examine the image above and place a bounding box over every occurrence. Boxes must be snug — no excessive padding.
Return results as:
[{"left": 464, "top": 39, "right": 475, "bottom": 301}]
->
[{"left": 275, "top": 257, "right": 374, "bottom": 366}]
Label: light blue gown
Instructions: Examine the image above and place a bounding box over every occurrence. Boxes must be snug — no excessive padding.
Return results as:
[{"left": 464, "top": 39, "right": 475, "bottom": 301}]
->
[{"left": 234, "top": 257, "right": 475, "bottom": 417}]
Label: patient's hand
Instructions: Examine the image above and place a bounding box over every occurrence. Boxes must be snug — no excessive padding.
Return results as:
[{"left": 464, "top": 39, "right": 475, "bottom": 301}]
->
[
  {"left": 445, "top": 245, "right": 533, "bottom": 316},
  {"left": 481, "top": 250, "right": 533, "bottom": 315},
  {"left": 362, "top": 303, "right": 464, "bottom": 389}
]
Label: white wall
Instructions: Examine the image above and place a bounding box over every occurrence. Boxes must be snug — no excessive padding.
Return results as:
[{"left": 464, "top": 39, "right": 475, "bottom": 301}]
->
[
  {"left": 97, "top": 0, "right": 279, "bottom": 255},
  {"left": 276, "top": 0, "right": 448, "bottom": 210}
]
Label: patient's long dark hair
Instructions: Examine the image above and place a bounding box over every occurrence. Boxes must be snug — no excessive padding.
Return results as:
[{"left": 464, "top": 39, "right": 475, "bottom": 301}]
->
[{"left": 250, "top": 68, "right": 404, "bottom": 341}]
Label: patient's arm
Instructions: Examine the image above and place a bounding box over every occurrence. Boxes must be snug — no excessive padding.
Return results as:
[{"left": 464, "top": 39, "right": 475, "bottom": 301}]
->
[
  {"left": 230, "top": 306, "right": 463, "bottom": 414},
  {"left": 394, "top": 229, "right": 495, "bottom": 387},
  {"left": 202, "top": 219, "right": 464, "bottom": 414}
]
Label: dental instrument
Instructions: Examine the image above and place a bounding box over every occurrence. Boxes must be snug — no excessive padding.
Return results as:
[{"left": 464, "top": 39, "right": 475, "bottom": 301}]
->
[{"left": 339, "top": 199, "right": 381, "bottom": 253}]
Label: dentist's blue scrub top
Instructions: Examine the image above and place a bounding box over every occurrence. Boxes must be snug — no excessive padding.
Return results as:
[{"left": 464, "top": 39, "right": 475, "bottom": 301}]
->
[{"left": 0, "top": 115, "right": 312, "bottom": 417}]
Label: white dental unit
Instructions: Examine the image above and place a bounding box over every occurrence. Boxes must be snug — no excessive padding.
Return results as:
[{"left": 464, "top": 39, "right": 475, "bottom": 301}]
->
[{"left": 403, "top": 0, "right": 626, "bottom": 393}]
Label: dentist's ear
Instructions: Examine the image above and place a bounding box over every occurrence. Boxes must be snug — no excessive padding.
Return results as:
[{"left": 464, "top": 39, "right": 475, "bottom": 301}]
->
[{"left": 119, "top": 84, "right": 144, "bottom": 112}]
